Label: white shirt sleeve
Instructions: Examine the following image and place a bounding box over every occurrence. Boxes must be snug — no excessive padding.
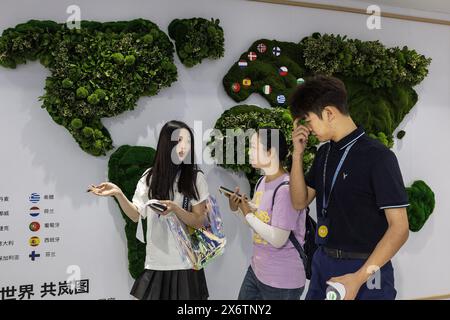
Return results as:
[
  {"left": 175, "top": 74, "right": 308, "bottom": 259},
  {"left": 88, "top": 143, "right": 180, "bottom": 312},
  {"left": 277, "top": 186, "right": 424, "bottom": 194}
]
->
[
  {"left": 190, "top": 171, "right": 210, "bottom": 206},
  {"left": 132, "top": 169, "right": 151, "bottom": 243},
  {"left": 246, "top": 213, "right": 290, "bottom": 248},
  {"left": 132, "top": 173, "right": 150, "bottom": 219}
]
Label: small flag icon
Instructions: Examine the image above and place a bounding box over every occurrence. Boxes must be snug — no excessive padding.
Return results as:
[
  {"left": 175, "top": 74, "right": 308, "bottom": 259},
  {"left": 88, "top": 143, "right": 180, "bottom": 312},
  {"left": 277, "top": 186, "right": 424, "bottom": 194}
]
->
[
  {"left": 29, "top": 193, "right": 40, "bottom": 204},
  {"left": 242, "top": 78, "right": 252, "bottom": 87},
  {"left": 29, "top": 206, "right": 40, "bottom": 217},
  {"left": 279, "top": 66, "right": 288, "bottom": 76},
  {"left": 257, "top": 43, "right": 267, "bottom": 53},
  {"left": 238, "top": 60, "right": 248, "bottom": 68},
  {"left": 277, "top": 95, "right": 286, "bottom": 104},
  {"left": 29, "top": 251, "right": 40, "bottom": 261},
  {"left": 248, "top": 52, "right": 257, "bottom": 61},
  {"left": 263, "top": 85, "right": 272, "bottom": 95},
  {"left": 29, "top": 236, "right": 40, "bottom": 247},
  {"left": 272, "top": 46, "right": 281, "bottom": 56},
  {"left": 29, "top": 222, "right": 40, "bottom": 232},
  {"left": 231, "top": 82, "right": 241, "bottom": 93}
]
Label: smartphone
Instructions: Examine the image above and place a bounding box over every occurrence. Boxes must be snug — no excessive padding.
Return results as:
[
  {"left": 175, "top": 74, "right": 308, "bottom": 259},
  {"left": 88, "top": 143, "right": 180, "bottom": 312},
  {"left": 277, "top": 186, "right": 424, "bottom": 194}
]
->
[
  {"left": 149, "top": 202, "right": 168, "bottom": 213},
  {"left": 219, "top": 186, "right": 243, "bottom": 199}
]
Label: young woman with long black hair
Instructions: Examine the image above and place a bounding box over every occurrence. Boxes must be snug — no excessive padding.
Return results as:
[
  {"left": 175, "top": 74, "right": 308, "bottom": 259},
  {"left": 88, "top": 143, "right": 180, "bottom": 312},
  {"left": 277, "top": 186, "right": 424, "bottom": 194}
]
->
[{"left": 88, "top": 120, "right": 210, "bottom": 300}]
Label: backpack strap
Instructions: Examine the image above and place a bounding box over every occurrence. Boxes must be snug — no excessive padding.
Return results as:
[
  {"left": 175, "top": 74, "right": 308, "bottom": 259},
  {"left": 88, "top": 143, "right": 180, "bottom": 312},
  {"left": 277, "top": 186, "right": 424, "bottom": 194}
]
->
[
  {"left": 271, "top": 180, "right": 290, "bottom": 210},
  {"left": 254, "top": 176, "right": 265, "bottom": 193},
  {"left": 289, "top": 206, "right": 311, "bottom": 268},
  {"left": 255, "top": 177, "right": 290, "bottom": 211},
  {"left": 289, "top": 231, "right": 307, "bottom": 263},
  {"left": 253, "top": 177, "right": 310, "bottom": 268},
  {"left": 268, "top": 179, "right": 309, "bottom": 266}
]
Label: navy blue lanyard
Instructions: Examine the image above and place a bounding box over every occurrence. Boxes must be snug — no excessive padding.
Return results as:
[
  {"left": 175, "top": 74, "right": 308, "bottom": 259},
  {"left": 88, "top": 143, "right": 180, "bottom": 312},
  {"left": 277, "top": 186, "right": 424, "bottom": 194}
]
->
[{"left": 321, "top": 141, "right": 357, "bottom": 217}]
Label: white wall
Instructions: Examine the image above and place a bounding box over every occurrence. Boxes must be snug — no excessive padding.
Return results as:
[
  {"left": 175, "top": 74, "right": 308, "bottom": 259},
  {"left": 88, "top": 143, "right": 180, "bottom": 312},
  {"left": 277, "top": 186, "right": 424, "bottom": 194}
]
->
[{"left": 0, "top": 0, "right": 449, "bottom": 300}]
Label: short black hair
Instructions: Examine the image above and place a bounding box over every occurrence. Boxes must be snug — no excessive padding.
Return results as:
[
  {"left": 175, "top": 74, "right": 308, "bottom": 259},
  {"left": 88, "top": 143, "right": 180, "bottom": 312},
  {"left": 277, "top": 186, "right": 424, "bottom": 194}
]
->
[
  {"left": 256, "top": 127, "right": 289, "bottom": 161},
  {"left": 289, "top": 75, "right": 348, "bottom": 120}
]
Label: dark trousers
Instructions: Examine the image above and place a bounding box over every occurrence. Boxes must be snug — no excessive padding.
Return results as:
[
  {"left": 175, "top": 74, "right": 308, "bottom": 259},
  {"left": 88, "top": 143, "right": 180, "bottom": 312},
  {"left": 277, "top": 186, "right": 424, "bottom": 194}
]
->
[
  {"left": 306, "top": 246, "right": 397, "bottom": 300},
  {"left": 238, "top": 266, "right": 304, "bottom": 300}
]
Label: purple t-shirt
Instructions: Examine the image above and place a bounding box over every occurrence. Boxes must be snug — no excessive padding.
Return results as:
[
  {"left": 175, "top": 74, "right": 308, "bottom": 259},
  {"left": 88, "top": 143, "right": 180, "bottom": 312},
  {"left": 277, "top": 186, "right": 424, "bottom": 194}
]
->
[{"left": 250, "top": 173, "right": 306, "bottom": 289}]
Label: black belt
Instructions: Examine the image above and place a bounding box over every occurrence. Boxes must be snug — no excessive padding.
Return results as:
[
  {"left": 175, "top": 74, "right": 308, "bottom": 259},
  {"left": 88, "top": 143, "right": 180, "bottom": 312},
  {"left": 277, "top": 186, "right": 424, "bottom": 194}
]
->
[{"left": 323, "top": 247, "right": 370, "bottom": 260}]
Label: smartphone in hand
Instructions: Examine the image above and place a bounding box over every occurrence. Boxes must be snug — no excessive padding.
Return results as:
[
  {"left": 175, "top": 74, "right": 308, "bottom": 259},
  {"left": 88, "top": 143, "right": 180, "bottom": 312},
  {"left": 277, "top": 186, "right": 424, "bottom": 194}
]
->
[
  {"left": 149, "top": 202, "right": 168, "bottom": 213},
  {"left": 219, "top": 186, "right": 243, "bottom": 200}
]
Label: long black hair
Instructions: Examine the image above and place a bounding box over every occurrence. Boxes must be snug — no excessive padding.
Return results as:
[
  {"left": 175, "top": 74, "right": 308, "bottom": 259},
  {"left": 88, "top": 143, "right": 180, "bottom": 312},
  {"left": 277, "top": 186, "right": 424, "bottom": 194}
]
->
[{"left": 145, "top": 120, "right": 200, "bottom": 201}]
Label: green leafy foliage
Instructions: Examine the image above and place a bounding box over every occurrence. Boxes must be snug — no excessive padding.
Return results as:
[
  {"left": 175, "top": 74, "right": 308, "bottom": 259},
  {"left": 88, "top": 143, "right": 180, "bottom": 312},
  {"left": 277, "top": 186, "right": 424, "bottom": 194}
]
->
[
  {"left": 0, "top": 19, "right": 178, "bottom": 156},
  {"left": 222, "top": 33, "right": 430, "bottom": 148},
  {"left": 108, "top": 145, "right": 156, "bottom": 278},
  {"left": 300, "top": 33, "right": 431, "bottom": 88},
  {"left": 209, "top": 105, "right": 319, "bottom": 191},
  {"left": 406, "top": 180, "right": 436, "bottom": 232},
  {"left": 168, "top": 18, "right": 224, "bottom": 67},
  {"left": 345, "top": 78, "right": 418, "bottom": 148}
]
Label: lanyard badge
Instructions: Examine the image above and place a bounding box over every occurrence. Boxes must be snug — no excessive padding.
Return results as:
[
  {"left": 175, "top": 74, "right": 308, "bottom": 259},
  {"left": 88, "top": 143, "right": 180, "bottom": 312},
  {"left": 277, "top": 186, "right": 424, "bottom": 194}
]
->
[
  {"left": 316, "top": 216, "right": 330, "bottom": 245},
  {"left": 317, "top": 141, "right": 357, "bottom": 245}
]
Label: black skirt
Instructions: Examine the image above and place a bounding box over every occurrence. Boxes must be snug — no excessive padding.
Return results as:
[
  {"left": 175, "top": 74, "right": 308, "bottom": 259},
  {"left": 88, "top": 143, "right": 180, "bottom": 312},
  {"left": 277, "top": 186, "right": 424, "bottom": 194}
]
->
[{"left": 130, "top": 268, "right": 209, "bottom": 300}]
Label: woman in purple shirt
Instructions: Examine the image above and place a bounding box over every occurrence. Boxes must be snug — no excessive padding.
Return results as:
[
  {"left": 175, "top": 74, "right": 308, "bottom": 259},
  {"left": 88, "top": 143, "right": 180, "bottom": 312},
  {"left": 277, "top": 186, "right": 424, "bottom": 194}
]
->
[{"left": 229, "top": 127, "right": 307, "bottom": 300}]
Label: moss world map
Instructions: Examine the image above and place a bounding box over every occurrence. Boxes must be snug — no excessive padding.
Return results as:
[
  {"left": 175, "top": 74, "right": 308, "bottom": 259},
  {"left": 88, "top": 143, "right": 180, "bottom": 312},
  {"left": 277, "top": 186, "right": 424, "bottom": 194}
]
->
[{"left": 0, "top": 19, "right": 435, "bottom": 278}]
